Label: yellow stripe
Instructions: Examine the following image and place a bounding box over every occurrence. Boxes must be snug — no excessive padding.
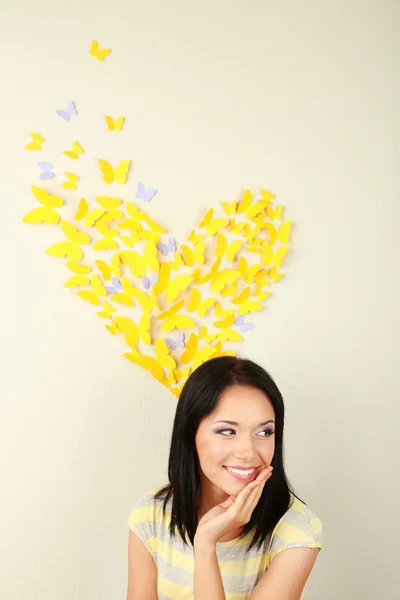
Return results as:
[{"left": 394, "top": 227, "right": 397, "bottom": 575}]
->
[
  {"left": 272, "top": 520, "right": 315, "bottom": 544},
  {"left": 310, "top": 516, "right": 322, "bottom": 535},
  {"left": 149, "top": 536, "right": 271, "bottom": 577}
]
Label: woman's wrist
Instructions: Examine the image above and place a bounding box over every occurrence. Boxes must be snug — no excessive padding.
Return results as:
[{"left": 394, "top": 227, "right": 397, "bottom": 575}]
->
[{"left": 194, "top": 532, "right": 217, "bottom": 550}]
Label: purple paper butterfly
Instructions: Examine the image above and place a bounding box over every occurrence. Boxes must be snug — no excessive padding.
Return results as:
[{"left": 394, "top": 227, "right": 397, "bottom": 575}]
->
[
  {"left": 142, "top": 275, "right": 158, "bottom": 290},
  {"left": 56, "top": 100, "right": 77, "bottom": 121},
  {"left": 234, "top": 315, "right": 255, "bottom": 333},
  {"left": 165, "top": 332, "right": 185, "bottom": 350},
  {"left": 136, "top": 182, "right": 157, "bottom": 203},
  {"left": 105, "top": 276, "right": 123, "bottom": 294},
  {"left": 38, "top": 162, "right": 55, "bottom": 180},
  {"left": 157, "top": 237, "right": 176, "bottom": 256}
]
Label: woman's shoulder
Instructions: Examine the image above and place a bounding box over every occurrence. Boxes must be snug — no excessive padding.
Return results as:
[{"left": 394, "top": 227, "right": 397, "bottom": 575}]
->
[
  {"left": 128, "top": 484, "right": 171, "bottom": 525},
  {"left": 268, "top": 495, "right": 323, "bottom": 559},
  {"left": 127, "top": 484, "right": 172, "bottom": 555}
]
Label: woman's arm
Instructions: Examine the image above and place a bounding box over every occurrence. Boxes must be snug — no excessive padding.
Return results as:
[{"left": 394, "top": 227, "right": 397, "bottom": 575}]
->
[
  {"left": 249, "top": 547, "right": 321, "bottom": 600},
  {"left": 126, "top": 530, "right": 158, "bottom": 600},
  {"left": 194, "top": 536, "right": 226, "bottom": 600}
]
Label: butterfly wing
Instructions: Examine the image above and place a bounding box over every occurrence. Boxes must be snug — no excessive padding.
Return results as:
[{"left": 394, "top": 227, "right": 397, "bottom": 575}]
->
[
  {"left": 156, "top": 243, "right": 169, "bottom": 256},
  {"left": 143, "top": 188, "right": 157, "bottom": 202},
  {"left": 115, "top": 160, "right": 130, "bottom": 184},
  {"left": 111, "top": 276, "right": 122, "bottom": 290},
  {"left": 75, "top": 198, "right": 88, "bottom": 220},
  {"left": 165, "top": 338, "right": 178, "bottom": 350},
  {"left": 115, "top": 116, "right": 124, "bottom": 131},
  {"left": 67, "top": 101, "right": 77, "bottom": 117},
  {"left": 98, "top": 159, "right": 114, "bottom": 184},
  {"left": 168, "top": 238, "right": 177, "bottom": 253},
  {"left": 105, "top": 116, "right": 114, "bottom": 130},
  {"left": 241, "top": 322, "right": 255, "bottom": 333},
  {"left": 39, "top": 171, "right": 55, "bottom": 180},
  {"left": 98, "top": 47, "right": 111, "bottom": 61},
  {"left": 136, "top": 182, "right": 145, "bottom": 198},
  {"left": 56, "top": 110, "right": 70, "bottom": 121},
  {"left": 38, "top": 162, "right": 54, "bottom": 171},
  {"left": 90, "top": 40, "right": 99, "bottom": 56}
]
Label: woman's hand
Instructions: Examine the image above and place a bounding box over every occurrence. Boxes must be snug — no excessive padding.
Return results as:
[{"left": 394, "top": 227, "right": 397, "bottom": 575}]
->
[{"left": 194, "top": 466, "right": 273, "bottom": 546}]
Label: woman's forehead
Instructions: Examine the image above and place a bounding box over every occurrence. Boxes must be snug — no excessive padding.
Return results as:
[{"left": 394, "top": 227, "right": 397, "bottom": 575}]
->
[{"left": 208, "top": 385, "right": 275, "bottom": 421}]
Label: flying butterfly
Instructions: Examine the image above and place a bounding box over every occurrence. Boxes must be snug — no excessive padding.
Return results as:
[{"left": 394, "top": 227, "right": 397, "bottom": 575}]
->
[
  {"left": 56, "top": 101, "right": 77, "bottom": 121},
  {"left": 136, "top": 182, "right": 157, "bottom": 203},
  {"left": 105, "top": 116, "right": 124, "bottom": 131},
  {"left": 90, "top": 40, "right": 111, "bottom": 61},
  {"left": 38, "top": 162, "right": 55, "bottom": 180},
  {"left": 26, "top": 132, "right": 45, "bottom": 151},
  {"left": 98, "top": 159, "right": 130, "bottom": 184},
  {"left": 157, "top": 237, "right": 177, "bottom": 256}
]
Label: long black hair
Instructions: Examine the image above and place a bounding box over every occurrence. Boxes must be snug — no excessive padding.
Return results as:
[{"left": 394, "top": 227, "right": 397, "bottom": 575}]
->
[{"left": 153, "top": 355, "right": 304, "bottom": 552}]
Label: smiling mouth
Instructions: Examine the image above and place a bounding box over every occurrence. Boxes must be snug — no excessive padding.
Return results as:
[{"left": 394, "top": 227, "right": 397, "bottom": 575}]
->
[{"left": 223, "top": 466, "right": 259, "bottom": 480}]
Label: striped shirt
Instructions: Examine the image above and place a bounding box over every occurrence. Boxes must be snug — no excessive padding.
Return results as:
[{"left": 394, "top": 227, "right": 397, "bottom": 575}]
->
[{"left": 128, "top": 486, "right": 323, "bottom": 600}]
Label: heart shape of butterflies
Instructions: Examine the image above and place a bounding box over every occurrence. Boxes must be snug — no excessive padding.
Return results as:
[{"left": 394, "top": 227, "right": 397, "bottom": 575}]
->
[
  {"left": 23, "top": 41, "right": 291, "bottom": 397},
  {"left": 23, "top": 182, "right": 291, "bottom": 396}
]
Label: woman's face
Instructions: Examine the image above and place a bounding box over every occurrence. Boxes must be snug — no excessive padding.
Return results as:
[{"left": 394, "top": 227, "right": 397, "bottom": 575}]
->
[{"left": 194, "top": 385, "right": 276, "bottom": 498}]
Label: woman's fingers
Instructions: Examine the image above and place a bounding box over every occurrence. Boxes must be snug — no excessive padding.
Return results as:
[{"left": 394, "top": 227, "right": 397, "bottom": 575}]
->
[{"left": 236, "top": 468, "right": 273, "bottom": 514}]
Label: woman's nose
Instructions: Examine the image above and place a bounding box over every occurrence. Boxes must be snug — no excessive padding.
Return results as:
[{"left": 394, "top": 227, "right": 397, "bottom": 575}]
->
[{"left": 233, "top": 437, "right": 257, "bottom": 460}]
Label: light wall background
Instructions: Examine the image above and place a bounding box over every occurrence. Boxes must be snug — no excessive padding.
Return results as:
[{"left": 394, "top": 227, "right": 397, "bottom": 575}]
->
[{"left": 1, "top": 1, "right": 399, "bottom": 599}]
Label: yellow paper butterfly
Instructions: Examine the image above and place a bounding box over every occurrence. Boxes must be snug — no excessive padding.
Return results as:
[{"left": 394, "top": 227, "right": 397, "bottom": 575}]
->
[
  {"left": 31, "top": 185, "right": 64, "bottom": 208},
  {"left": 61, "top": 220, "right": 91, "bottom": 245},
  {"left": 105, "top": 116, "right": 125, "bottom": 131},
  {"left": 62, "top": 172, "right": 79, "bottom": 190},
  {"left": 26, "top": 132, "right": 45, "bottom": 151},
  {"left": 64, "top": 141, "right": 84, "bottom": 160},
  {"left": 90, "top": 40, "right": 111, "bottom": 61},
  {"left": 221, "top": 200, "right": 237, "bottom": 216},
  {"left": 98, "top": 159, "right": 130, "bottom": 184},
  {"left": 180, "top": 242, "right": 205, "bottom": 267}
]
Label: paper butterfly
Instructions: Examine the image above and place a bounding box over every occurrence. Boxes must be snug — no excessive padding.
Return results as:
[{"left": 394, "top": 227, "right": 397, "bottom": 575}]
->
[
  {"left": 62, "top": 172, "right": 79, "bottom": 190},
  {"left": 26, "top": 132, "right": 45, "bottom": 151},
  {"left": 38, "top": 162, "right": 55, "bottom": 180},
  {"left": 64, "top": 141, "right": 84, "bottom": 160},
  {"left": 56, "top": 101, "right": 77, "bottom": 121},
  {"left": 105, "top": 277, "right": 123, "bottom": 294},
  {"left": 136, "top": 182, "right": 157, "bottom": 203},
  {"left": 234, "top": 315, "right": 255, "bottom": 333},
  {"left": 105, "top": 116, "right": 124, "bottom": 131},
  {"left": 157, "top": 237, "right": 177, "bottom": 256},
  {"left": 142, "top": 275, "right": 158, "bottom": 290},
  {"left": 98, "top": 159, "right": 130, "bottom": 185},
  {"left": 90, "top": 40, "right": 111, "bottom": 61},
  {"left": 165, "top": 332, "right": 185, "bottom": 350}
]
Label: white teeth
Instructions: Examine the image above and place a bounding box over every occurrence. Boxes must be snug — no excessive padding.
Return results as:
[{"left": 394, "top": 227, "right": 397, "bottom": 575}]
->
[{"left": 226, "top": 467, "right": 255, "bottom": 475}]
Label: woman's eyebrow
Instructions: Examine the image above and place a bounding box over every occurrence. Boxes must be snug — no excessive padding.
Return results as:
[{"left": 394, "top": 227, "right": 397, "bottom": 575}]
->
[{"left": 213, "top": 420, "right": 275, "bottom": 426}]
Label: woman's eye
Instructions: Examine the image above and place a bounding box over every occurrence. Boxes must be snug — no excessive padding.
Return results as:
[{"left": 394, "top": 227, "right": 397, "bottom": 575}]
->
[{"left": 217, "top": 429, "right": 274, "bottom": 437}]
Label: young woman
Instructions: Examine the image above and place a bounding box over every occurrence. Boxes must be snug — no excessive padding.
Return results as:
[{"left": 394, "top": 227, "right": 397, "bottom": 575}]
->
[{"left": 127, "top": 356, "right": 323, "bottom": 600}]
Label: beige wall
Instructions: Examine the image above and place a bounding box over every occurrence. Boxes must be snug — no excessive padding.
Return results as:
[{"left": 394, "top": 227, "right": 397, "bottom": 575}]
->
[{"left": 1, "top": 1, "right": 399, "bottom": 598}]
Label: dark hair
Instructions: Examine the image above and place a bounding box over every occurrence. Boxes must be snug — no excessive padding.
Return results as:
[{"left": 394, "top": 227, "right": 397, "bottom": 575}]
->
[{"left": 153, "top": 355, "right": 304, "bottom": 552}]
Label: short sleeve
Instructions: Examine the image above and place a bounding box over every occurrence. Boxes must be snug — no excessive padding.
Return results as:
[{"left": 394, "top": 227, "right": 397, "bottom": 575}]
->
[
  {"left": 128, "top": 498, "right": 156, "bottom": 557},
  {"left": 268, "top": 498, "right": 323, "bottom": 561}
]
